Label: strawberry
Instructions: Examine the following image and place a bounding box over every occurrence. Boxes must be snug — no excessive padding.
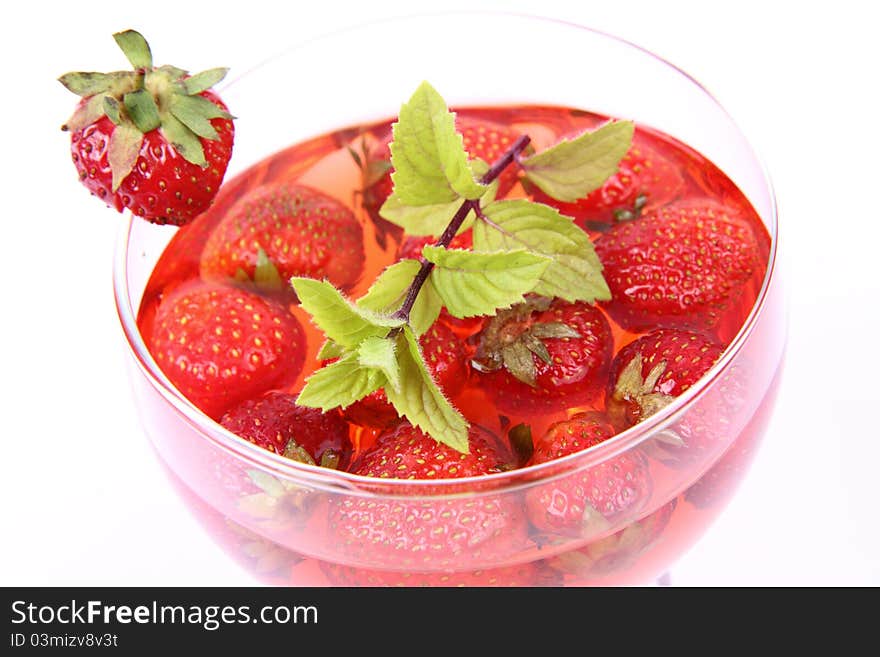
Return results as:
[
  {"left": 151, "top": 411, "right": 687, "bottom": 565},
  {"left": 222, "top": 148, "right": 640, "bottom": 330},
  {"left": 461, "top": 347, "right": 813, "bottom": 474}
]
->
[
  {"left": 147, "top": 281, "right": 306, "bottom": 419},
  {"left": 524, "top": 412, "right": 651, "bottom": 536},
  {"left": 594, "top": 198, "right": 760, "bottom": 332},
  {"left": 358, "top": 115, "right": 523, "bottom": 246},
  {"left": 549, "top": 500, "right": 677, "bottom": 580},
  {"left": 330, "top": 424, "right": 526, "bottom": 571},
  {"left": 60, "top": 30, "right": 234, "bottom": 226},
  {"left": 683, "top": 386, "right": 766, "bottom": 509},
  {"left": 320, "top": 560, "right": 550, "bottom": 587},
  {"left": 473, "top": 297, "right": 613, "bottom": 415},
  {"left": 220, "top": 391, "right": 352, "bottom": 468},
  {"left": 199, "top": 182, "right": 365, "bottom": 291},
  {"left": 342, "top": 320, "right": 469, "bottom": 429},
  {"left": 607, "top": 329, "right": 743, "bottom": 466},
  {"left": 607, "top": 329, "right": 725, "bottom": 426},
  {"left": 526, "top": 134, "right": 682, "bottom": 229}
]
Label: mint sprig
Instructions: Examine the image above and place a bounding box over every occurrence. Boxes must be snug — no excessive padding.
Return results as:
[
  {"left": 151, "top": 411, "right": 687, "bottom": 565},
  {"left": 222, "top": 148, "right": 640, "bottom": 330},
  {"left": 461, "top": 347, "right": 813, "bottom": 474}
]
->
[
  {"left": 357, "top": 259, "right": 442, "bottom": 336},
  {"left": 422, "top": 246, "right": 549, "bottom": 318},
  {"left": 519, "top": 121, "right": 634, "bottom": 202},
  {"left": 293, "top": 81, "right": 633, "bottom": 452}
]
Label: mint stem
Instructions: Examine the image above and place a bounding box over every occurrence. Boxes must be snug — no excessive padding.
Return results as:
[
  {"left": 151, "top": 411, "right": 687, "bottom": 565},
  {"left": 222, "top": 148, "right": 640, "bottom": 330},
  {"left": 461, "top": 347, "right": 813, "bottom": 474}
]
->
[{"left": 392, "top": 134, "right": 532, "bottom": 322}]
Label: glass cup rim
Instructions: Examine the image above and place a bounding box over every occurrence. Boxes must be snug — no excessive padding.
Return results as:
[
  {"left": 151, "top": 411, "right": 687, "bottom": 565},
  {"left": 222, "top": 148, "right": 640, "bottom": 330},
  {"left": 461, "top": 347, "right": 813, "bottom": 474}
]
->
[{"left": 112, "top": 11, "right": 779, "bottom": 497}]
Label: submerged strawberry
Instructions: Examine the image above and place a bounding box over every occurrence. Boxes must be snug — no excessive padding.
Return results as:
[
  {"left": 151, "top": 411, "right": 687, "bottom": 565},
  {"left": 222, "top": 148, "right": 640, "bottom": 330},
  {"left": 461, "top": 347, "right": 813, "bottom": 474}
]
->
[
  {"left": 607, "top": 329, "right": 725, "bottom": 427},
  {"left": 342, "top": 320, "right": 469, "bottom": 429},
  {"left": 148, "top": 281, "right": 305, "bottom": 419},
  {"left": 607, "top": 329, "right": 747, "bottom": 466},
  {"left": 526, "top": 134, "right": 682, "bottom": 228},
  {"left": 200, "top": 182, "right": 364, "bottom": 291},
  {"left": 595, "top": 198, "right": 760, "bottom": 332},
  {"left": 524, "top": 412, "right": 651, "bottom": 536},
  {"left": 684, "top": 385, "right": 766, "bottom": 508},
  {"left": 220, "top": 391, "right": 352, "bottom": 468},
  {"left": 330, "top": 424, "right": 525, "bottom": 570},
  {"left": 550, "top": 500, "right": 677, "bottom": 580},
  {"left": 473, "top": 297, "right": 613, "bottom": 415},
  {"left": 60, "top": 30, "right": 234, "bottom": 226}
]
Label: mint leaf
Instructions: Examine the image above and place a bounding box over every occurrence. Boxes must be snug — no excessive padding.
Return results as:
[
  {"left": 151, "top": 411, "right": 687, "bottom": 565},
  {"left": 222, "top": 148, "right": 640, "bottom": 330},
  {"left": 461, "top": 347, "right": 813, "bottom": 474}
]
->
[
  {"left": 475, "top": 200, "right": 611, "bottom": 303},
  {"left": 316, "top": 340, "right": 344, "bottom": 360},
  {"left": 296, "top": 352, "right": 385, "bottom": 411},
  {"left": 422, "top": 245, "right": 550, "bottom": 318},
  {"left": 379, "top": 194, "right": 473, "bottom": 237},
  {"left": 357, "top": 260, "right": 441, "bottom": 336},
  {"left": 520, "top": 121, "right": 634, "bottom": 202},
  {"left": 384, "top": 327, "right": 469, "bottom": 452},
  {"left": 390, "top": 81, "right": 488, "bottom": 205},
  {"left": 291, "top": 277, "right": 403, "bottom": 348},
  {"left": 379, "top": 159, "right": 497, "bottom": 236},
  {"left": 357, "top": 336, "right": 400, "bottom": 394}
]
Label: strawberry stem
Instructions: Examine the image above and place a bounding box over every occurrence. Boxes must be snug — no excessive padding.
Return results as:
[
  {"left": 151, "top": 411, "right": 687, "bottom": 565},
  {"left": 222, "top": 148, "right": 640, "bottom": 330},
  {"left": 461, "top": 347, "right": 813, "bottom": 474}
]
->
[{"left": 392, "top": 134, "right": 532, "bottom": 323}]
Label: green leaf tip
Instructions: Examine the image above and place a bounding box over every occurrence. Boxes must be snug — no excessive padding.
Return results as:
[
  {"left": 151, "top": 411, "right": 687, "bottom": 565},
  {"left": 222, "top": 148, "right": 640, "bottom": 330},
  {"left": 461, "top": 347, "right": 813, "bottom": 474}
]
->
[
  {"left": 290, "top": 276, "right": 402, "bottom": 348},
  {"left": 357, "top": 336, "right": 401, "bottom": 393},
  {"left": 296, "top": 353, "right": 385, "bottom": 411},
  {"left": 379, "top": 161, "right": 496, "bottom": 237},
  {"left": 390, "top": 81, "right": 488, "bottom": 206},
  {"left": 521, "top": 120, "right": 635, "bottom": 202},
  {"left": 474, "top": 200, "right": 611, "bottom": 303},
  {"left": 253, "top": 248, "right": 283, "bottom": 291},
  {"left": 113, "top": 30, "right": 153, "bottom": 70},
  {"left": 423, "top": 246, "right": 550, "bottom": 318},
  {"left": 182, "top": 67, "right": 229, "bottom": 95},
  {"left": 384, "top": 327, "right": 469, "bottom": 453},
  {"left": 107, "top": 122, "right": 143, "bottom": 192}
]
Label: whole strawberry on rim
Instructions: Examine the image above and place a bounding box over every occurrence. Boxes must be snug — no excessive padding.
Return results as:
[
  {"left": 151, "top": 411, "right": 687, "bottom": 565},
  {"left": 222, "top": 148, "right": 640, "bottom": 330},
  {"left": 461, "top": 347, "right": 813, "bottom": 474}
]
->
[
  {"left": 523, "top": 412, "right": 651, "bottom": 537},
  {"left": 59, "top": 30, "right": 234, "bottom": 226}
]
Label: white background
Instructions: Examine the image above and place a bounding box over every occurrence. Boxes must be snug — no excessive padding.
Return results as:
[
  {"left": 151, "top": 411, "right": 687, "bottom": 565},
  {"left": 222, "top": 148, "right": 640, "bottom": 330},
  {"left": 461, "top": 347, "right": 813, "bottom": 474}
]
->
[{"left": 2, "top": 0, "right": 877, "bottom": 586}]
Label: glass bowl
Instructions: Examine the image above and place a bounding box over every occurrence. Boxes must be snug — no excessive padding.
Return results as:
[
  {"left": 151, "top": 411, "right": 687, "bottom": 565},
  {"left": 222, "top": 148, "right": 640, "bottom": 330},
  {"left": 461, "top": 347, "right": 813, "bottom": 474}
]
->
[{"left": 114, "top": 13, "right": 784, "bottom": 586}]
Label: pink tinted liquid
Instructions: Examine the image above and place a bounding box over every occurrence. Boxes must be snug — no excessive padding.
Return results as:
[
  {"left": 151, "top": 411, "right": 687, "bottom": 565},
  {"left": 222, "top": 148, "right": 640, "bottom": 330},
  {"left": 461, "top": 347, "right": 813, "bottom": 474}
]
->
[{"left": 135, "top": 105, "right": 777, "bottom": 585}]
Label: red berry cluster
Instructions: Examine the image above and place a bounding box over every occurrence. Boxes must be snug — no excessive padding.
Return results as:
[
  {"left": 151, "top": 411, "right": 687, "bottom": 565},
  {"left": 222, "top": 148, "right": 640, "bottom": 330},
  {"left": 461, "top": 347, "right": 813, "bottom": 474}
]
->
[{"left": 137, "top": 113, "right": 764, "bottom": 586}]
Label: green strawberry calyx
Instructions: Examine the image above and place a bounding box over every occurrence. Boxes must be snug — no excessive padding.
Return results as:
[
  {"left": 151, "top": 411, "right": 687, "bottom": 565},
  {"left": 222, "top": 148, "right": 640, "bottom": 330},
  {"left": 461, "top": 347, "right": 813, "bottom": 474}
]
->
[
  {"left": 471, "top": 296, "right": 582, "bottom": 387},
  {"left": 609, "top": 353, "right": 675, "bottom": 425},
  {"left": 58, "top": 29, "right": 234, "bottom": 192}
]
